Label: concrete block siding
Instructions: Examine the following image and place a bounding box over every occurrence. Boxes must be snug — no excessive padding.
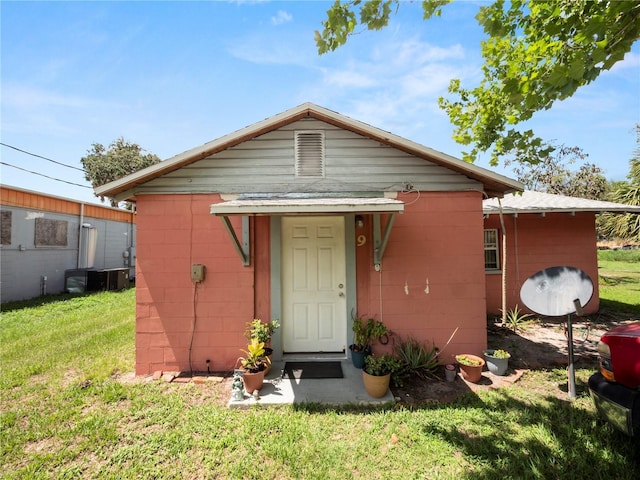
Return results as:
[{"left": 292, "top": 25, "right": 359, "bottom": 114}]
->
[
  {"left": 1, "top": 186, "right": 136, "bottom": 303},
  {"left": 134, "top": 191, "right": 488, "bottom": 374}
]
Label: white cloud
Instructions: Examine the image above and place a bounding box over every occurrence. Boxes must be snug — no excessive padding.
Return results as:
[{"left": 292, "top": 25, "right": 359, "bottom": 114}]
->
[
  {"left": 612, "top": 50, "right": 640, "bottom": 69},
  {"left": 400, "top": 65, "right": 462, "bottom": 97},
  {"left": 298, "top": 35, "right": 482, "bottom": 149},
  {"left": 229, "top": 39, "right": 307, "bottom": 65},
  {"left": 2, "top": 84, "right": 104, "bottom": 110},
  {"left": 1, "top": 83, "right": 126, "bottom": 136},
  {"left": 271, "top": 10, "right": 292, "bottom": 26},
  {"left": 316, "top": 39, "right": 470, "bottom": 121},
  {"left": 375, "top": 39, "right": 466, "bottom": 67},
  {"left": 323, "top": 68, "right": 378, "bottom": 88}
]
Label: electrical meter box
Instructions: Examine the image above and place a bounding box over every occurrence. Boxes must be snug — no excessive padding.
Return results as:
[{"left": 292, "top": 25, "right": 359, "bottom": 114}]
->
[{"left": 191, "top": 264, "right": 206, "bottom": 283}]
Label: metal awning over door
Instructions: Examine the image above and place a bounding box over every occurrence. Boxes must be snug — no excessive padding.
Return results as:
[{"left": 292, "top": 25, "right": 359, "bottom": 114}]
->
[{"left": 210, "top": 197, "right": 404, "bottom": 267}]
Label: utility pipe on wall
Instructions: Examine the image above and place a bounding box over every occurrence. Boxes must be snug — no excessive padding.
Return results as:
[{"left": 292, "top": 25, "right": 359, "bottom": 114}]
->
[{"left": 77, "top": 203, "right": 85, "bottom": 269}]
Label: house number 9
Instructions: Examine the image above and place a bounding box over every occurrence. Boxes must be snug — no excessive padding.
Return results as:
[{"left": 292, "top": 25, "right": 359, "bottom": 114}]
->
[{"left": 357, "top": 235, "right": 366, "bottom": 246}]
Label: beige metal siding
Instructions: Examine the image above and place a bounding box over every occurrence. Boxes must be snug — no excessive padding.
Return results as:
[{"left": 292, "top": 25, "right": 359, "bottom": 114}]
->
[{"left": 134, "top": 119, "right": 480, "bottom": 195}]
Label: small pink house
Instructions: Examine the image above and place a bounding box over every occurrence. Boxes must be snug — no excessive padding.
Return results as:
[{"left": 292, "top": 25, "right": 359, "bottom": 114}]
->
[
  {"left": 97, "top": 103, "right": 524, "bottom": 375},
  {"left": 483, "top": 191, "right": 640, "bottom": 317}
]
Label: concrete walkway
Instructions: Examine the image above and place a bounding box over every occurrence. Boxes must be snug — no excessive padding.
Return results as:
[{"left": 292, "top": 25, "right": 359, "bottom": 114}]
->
[{"left": 227, "top": 359, "right": 395, "bottom": 408}]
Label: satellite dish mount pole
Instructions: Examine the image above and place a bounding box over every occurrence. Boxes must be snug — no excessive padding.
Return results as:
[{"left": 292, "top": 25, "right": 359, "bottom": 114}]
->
[
  {"left": 566, "top": 312, "right": 576, "bottom": 400},
  {"left": 567, "top": 299, "right": 585, "bottom": 401},
  {"left": 519, "top": 266, "right": 593, "bottom": 402}
]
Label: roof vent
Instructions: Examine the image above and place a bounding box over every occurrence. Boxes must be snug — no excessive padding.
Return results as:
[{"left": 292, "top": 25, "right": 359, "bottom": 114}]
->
[{"left": 295, "top": 131, "right": 324, "bottom": 177}]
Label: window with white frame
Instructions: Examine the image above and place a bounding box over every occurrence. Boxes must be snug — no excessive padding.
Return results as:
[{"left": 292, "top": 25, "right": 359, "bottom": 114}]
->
[
  {"left": 295, "top": 131, "right": 325, "bottom": 177},
  {"left": 484, "top": 229, "right": 500, "bottom": 270}
]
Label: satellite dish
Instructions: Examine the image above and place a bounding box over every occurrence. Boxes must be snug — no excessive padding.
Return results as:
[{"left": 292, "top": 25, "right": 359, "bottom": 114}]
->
[{"left": 520, "top": 266, "right": 593, "bottom": 317}]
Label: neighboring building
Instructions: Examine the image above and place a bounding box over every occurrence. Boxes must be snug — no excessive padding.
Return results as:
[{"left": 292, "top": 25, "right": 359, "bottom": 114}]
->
[
  {"left": 1, "top": 186, "right": 136, "bottom": 303},
  {"left": 483, "top": 191, "right": 640, "bottom": 316},
  {"left": 96, "top": 103, "right": 523, "bottom": 375}
]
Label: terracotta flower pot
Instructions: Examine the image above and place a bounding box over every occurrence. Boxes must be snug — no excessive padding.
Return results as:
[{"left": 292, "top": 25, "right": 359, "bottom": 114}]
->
[
  {"left": 362, "top": 371, "right": 390, "bottom": 398},
  {"left": 455, "top": 354, "right": 485, "bottom": 383},
  {"left": 242, "top": 369, "right": 265, "bottom": 394}
]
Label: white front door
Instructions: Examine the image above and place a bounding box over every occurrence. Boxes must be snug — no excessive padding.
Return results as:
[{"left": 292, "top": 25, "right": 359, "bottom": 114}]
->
[{"left": 281, "top": 216, "right": 347, "bottom": 353}]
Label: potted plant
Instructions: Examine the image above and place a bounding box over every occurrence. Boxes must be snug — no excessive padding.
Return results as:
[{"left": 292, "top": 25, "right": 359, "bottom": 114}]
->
[
  {"left": 483, "top": 348, "right": 510, "bottom": 376},
  {"left": 349, "top": 315, "right": 390, "bottom": 368},
  {"left": 455, "top": 354, "right": 485, "bottom": 383},
  {"left": 362, "top": 353, "right": 401, "bottom": 398},
  {"left": 245, "top": 318, "right": 280, "bottom": 374},
  {"left": 239, "top": 338, "right": 267, "bottom": 394}
]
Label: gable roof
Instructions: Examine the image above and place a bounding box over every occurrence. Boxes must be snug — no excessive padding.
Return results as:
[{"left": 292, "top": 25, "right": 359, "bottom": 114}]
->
[
  {"left": 95, "top": 102, "right": 523, "bottom": 200},
  {"left": 483, "top": 190, "right": 640, "bottom": 214}
]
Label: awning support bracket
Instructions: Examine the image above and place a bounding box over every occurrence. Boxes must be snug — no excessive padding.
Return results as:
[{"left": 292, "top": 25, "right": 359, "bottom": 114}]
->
[
  {"left": 220, "top": 216, "right": 250, "bottom": 266},
  {"left": 373, "top": 213, "right": 397, "bottom": 270}
]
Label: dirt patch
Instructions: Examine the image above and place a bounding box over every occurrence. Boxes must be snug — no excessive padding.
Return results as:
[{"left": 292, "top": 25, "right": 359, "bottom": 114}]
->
[
  {"left": 391, "top": 316, "right": 637, "bottom": 407},
  {"left": 24, "top": 436, "right": 62, "bottom": 454}
]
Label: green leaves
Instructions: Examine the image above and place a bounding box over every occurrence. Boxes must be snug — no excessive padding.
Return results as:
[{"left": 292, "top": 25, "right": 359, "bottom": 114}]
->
[
  {"left": 240, "top": 338, "right": 266, "bottom": 371},
  {"left": 437, "top": 0, "right": 640, "bottom": 165},
  {"left": 315, "top": 0, "right": 360, "bottom": 54},
  {"left": 597, "top": 125, "right": 640, "bottom": 242},
  {"left": 359, "top": 0, "right": 394, "bottom": 30},
  {"left": 80, "top": 137, "right": 161, "bottom": 206},
  {"left": 316, "top": 0, "right": 640, "bottom": 167}
]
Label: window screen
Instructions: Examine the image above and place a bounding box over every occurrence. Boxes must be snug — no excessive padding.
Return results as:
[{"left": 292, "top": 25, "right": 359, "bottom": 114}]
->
[{"left": 484, "top": 229, "right": 500, "bottom": 270}]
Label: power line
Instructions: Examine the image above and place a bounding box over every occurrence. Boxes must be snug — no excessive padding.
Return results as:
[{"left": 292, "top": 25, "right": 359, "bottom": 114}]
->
[
  {"left": 0, "top": 161, "right": 92, "bottom": 189},
  {"left": 0, "top": 142, "right": 86, "bottom": 172}
]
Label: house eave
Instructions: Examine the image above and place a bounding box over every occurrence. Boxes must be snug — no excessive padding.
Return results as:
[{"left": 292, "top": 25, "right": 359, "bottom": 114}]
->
[{"left": 95, "top": 103, "right": 522, "bottom": 201}]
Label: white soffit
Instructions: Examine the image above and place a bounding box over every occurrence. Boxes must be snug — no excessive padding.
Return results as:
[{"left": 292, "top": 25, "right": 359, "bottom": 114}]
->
[{"left": 210, "top": 197, "right": 404, "bottom": 216}]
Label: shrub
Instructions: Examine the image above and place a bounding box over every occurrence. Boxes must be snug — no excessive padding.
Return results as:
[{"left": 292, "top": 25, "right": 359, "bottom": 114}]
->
[
  {"left": 393, "top": 337, "right": 439, "bottom": 384},
  {"left": 502, "top": 305, "right": 534, "bottom": 332},
  {"left": 352, "top": 315, "right": 390, "bottom": 348},
  {"left": 245, "top": 319, "right": 280, "bottom": 344},
  {"left": 363, "top": 354, "right": 401, "bottom": 376}
]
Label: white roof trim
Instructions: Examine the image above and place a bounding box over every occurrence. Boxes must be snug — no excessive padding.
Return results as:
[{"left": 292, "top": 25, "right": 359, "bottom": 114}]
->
[
  {"left": 210, "top": 197, "right": 404, "bottom": 216},
  {"left": 483, "top": 191, "right": 640, "bottom": 214}
]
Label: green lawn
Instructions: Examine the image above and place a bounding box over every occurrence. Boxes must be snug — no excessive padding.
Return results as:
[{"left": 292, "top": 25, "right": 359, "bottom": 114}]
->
[
  {"left": 598, "top": 249, "right": 640, "bottom": 315},
  {"left": 1, "top": 268, "right": 639, "bottom": 478}
]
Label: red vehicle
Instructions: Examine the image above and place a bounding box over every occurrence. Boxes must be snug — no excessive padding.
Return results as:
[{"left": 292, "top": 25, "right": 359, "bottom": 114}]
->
[{"left": 589, "top": 323, "right": 640, "bottom": 436}]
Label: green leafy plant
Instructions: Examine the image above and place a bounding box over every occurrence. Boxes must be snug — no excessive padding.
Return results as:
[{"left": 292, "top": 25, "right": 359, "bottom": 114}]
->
[
  {"left": 363, "top": 354, "right": 401, "bottom": 377},
  {"left": 351, "top": 316, "right": 368, "bottom": 350},
  {"left": 455, "top": 354, "right": 483, "bottom": 367},
  {"left": 240, "top": 338, "right": 266, "bottom": 373},
  {"left": 502, "top": 305, "right": 534, "bottom": 333},
  {"left": 484, "top": 349, "right": 510, "bottom": 359},
  {"left": 351, "top": 315, "right": 390, "bottom": 350},
  {"left": 393, "top": 336, "right": 440, "bottom": 382},
  {"left": 316, "top": 1, "right": 640, "bottom": 167},
  {"left": 245, "top": 318, "right": 280, "bottom": 345}
]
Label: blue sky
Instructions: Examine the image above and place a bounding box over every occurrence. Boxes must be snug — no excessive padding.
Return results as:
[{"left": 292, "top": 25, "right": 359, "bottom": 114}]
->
[{"left": 2, "top": 0, "right": 639, "bottom": 206}]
